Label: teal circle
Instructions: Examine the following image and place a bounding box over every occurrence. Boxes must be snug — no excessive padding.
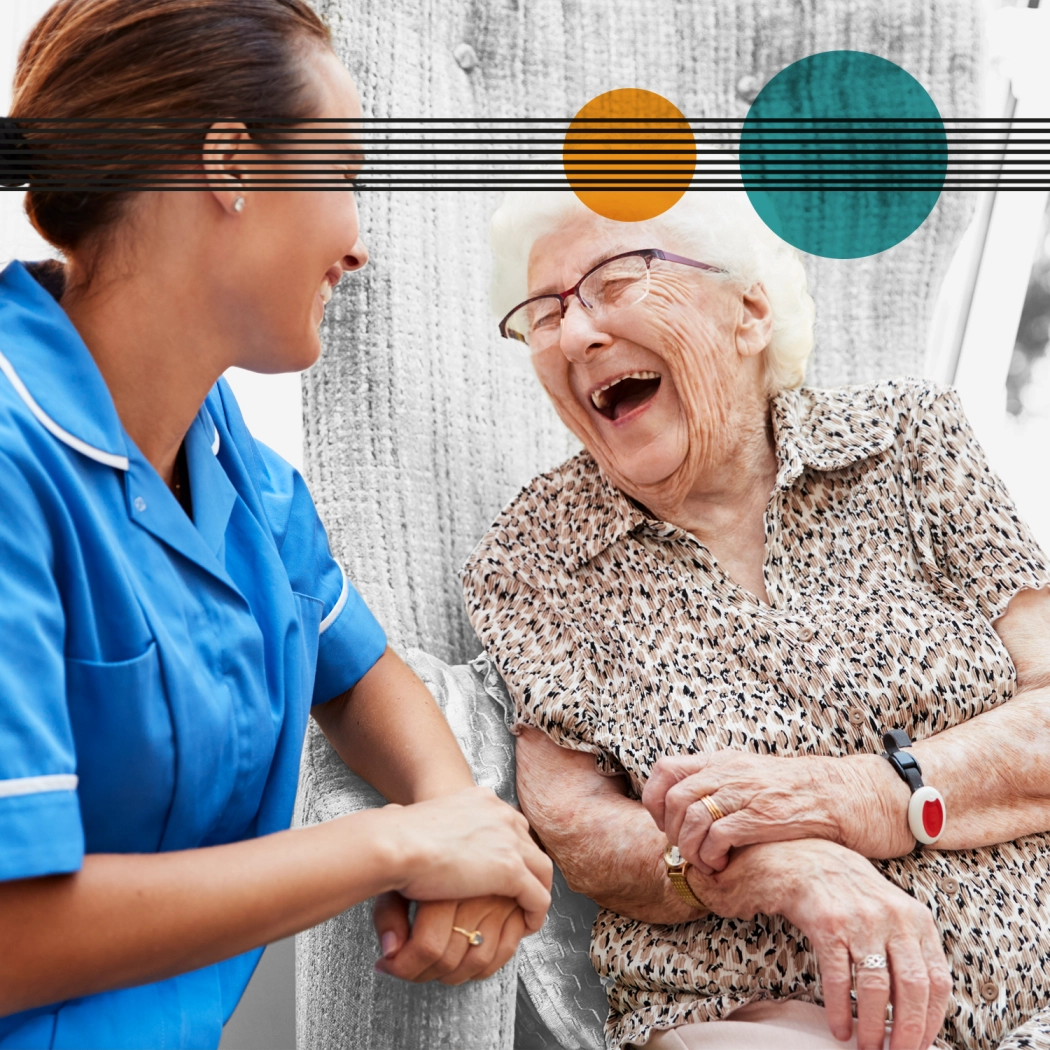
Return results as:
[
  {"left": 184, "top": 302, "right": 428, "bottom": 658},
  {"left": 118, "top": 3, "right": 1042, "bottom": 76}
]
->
[{"left": 739, "top": 51, "right": 946, "bottom": 259}]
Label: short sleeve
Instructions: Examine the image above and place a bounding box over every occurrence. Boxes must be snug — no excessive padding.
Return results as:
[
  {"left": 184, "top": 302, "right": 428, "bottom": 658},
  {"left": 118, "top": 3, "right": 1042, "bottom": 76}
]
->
[
  {"left": 463, "top": 552, "right": 624, "bottom": 777},
  {"left": 0, "top": 450, "right": 84, "bottom": 881},
  {"left": 908, "top": 386, "right": 1050, "bottom": 623},
  {"left": 252, "top": 440, "right": 387, "bottom": 704}
]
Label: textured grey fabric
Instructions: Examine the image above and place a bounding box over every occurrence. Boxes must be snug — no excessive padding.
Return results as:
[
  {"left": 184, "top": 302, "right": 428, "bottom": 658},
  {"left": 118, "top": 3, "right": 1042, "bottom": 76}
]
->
[
  {"left": 297, "top": 1, "right": 984, "bottom": 1047},
  {"left": 295, "top": 649, "right": 519, "bottom": 1050},
  {"left": 469, "top": 656, "right": 608, "bottom": 1050}
]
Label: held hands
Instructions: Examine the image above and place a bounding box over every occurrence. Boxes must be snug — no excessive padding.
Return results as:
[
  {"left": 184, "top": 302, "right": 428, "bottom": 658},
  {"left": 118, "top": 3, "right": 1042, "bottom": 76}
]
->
[
  {"left": 382, "top": 786, "right": 553, "bottom": 932},
  {"left": 642, "top": 750, "right": 913, "bottom": 873},
  {"left": 372, "top": 893, "right": 527, "bottom": 984}
]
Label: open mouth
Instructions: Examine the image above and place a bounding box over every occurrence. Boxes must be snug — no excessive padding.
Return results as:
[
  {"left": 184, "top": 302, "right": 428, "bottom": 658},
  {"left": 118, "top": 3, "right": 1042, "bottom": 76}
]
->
[{"left": 590, "top": 371, "right": 662, "bottom": 421}]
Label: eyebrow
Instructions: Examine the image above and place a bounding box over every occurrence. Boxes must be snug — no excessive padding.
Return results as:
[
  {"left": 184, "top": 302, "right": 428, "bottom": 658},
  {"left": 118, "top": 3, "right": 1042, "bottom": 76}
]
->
[{"left": 532, "top": 244, "right": 632, "bottom": 297}]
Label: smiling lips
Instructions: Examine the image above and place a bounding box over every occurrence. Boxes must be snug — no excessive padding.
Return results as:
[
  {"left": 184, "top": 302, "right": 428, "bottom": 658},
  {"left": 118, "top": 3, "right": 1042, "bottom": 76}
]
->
[{"left": 590, "top": 370, "right": 662, "bottom": 421}]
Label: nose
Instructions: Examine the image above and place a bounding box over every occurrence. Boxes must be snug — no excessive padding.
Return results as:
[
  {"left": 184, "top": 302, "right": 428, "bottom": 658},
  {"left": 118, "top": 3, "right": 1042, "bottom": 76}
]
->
[
  {"left": 557, "top": 296, "right": 613, "bottom": 363},
  {"left": 343, "top": 236, "right": 369, "bottom": 273}
]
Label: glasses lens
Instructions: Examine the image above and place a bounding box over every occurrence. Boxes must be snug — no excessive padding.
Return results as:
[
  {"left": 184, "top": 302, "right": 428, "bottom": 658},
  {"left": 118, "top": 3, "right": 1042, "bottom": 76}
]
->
[
  {"left": 504, "top": 296, "right": 563, "bottom": 349},
  {"left": 579, "top": 254, "right": 650, "bottom": 312}
]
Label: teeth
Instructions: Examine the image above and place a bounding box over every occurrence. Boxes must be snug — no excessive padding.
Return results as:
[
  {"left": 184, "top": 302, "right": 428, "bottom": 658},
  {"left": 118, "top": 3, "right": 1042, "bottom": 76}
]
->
[
  {"left": 319, "top": 280, "right": 334, "bottom": 305},
  {"left": 590, "top": 371, "right": 660, "bottom": 410}
]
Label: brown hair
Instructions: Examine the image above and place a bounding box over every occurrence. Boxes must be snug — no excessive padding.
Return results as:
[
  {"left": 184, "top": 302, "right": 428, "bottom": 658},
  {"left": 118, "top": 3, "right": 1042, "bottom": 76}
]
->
[{"left": 10, "top": 0, "right": 332, "bottom": 254}]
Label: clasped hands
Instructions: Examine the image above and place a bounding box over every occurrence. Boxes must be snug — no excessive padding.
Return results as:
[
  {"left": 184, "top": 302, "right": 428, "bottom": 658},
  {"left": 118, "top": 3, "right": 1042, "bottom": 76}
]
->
[
  {"left": 643, "top": 749, "right": 951, "bottom": 1050},
  {"left": 642, "top": 748, "right": 914, "bottom": 874}
]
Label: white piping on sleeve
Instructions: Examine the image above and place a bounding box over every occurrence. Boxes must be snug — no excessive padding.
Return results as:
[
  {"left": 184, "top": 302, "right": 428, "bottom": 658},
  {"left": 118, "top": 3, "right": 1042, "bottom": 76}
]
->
[
  {"left": 0, "top": 773, "right": 78, "bottom": 799},
  {"left": 319, "top": 567, "right": 349, "bottom": 635},
  {"left": 0, "top": 349, "right": 129, "bottom": 471}
]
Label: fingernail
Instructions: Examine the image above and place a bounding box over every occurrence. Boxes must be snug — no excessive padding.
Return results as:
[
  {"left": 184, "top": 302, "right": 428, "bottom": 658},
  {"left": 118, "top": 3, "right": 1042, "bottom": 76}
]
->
[
  {"left": 381, "top": 932, "right": 398, "bottom": 957},
  {"left": 374, "top": 960, "right": 388, "bottom": 974}
]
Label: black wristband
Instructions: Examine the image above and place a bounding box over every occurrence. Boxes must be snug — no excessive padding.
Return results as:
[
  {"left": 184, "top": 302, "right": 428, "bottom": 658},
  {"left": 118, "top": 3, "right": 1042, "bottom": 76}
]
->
[
  {"left": 880, "top": 729, "right": 945, "bottom": 845},
  {"left": 882, "top": 729, "right": 924, "bottom": 792}
]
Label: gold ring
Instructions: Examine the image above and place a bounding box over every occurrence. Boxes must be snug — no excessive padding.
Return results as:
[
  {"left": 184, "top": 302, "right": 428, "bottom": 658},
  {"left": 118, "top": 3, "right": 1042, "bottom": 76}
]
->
[
  {"left": 700, "top": 795, "right": 726, "bottom": 822},
  {"left": 452, "top": 926, "right": 484, "bottom": 947}
]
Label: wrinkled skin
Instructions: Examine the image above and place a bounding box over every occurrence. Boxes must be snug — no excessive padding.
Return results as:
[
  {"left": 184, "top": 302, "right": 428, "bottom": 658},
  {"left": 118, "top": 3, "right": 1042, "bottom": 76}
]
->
[{"left": 514, "top": 216, "right": 979, "bottom": 1050}]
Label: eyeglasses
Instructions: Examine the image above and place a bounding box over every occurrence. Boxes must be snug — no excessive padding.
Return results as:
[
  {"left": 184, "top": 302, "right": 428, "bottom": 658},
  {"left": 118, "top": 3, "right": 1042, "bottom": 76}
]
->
[{"left": 498, "top": 248, "right": 727, "bottom": 353}]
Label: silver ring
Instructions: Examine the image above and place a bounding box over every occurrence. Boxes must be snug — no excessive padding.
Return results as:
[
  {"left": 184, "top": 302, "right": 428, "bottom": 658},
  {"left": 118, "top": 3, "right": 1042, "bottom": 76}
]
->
[{"left": 859, "top": 954, "right": 888, "bottom": 970}]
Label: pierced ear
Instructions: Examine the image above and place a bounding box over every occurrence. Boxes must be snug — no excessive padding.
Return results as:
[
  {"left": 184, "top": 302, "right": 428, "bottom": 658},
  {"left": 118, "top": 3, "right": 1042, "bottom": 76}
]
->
[
  {"left": 202, "top": 121, "right": 254, "bottom": 215},
  {"left": 736, "top": 282, "right": 774, "bottom": 358}
]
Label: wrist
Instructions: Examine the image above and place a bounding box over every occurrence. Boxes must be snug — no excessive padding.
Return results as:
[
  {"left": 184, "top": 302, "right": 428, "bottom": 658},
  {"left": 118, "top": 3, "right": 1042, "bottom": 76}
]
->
[
  {"left": 835, "top": 754, "right": 915, "bottom": 857},
  {"left": 407, "top": 772, "right": 475, "bottom": 803},
  {"left": 341, "top": 805, "right": 416, "bottom": 898}
]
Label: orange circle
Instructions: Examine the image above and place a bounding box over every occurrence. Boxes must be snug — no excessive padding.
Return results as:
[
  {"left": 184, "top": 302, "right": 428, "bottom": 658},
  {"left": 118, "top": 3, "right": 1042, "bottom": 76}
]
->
[{"left": 563, "top": 88, "right": 696, "bottom": 222}]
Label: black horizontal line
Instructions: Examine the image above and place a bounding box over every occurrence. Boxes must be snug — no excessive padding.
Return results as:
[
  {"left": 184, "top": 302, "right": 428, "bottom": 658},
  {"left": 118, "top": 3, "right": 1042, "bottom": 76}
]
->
[
  {"left": 10, "top": 115, "right": 1050, "bottom": 124},
  {"left": 5, "top": 179, "right": 1047, "bottom": 190}
]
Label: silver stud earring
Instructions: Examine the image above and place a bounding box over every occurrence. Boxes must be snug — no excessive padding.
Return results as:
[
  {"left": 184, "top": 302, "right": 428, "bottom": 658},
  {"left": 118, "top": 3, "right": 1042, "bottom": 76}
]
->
[{"left": 233, "top": 196, "right": 246, "bottom": 213}]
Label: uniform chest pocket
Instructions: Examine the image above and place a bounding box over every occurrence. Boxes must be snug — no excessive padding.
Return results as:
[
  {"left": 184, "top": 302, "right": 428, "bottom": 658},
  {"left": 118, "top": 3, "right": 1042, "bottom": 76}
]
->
[{"left": 66, "top": 641, "right": 175, "bottom": 853}]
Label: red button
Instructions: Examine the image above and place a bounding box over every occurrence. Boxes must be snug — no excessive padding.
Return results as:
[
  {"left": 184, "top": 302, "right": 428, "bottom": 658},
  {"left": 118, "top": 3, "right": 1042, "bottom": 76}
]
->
[{"left": 923, "top": 798, "right": 944, "bottom": 839}]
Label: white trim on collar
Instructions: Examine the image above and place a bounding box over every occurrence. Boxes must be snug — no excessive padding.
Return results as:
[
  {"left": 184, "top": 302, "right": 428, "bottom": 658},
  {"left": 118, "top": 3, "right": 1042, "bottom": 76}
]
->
[
  {"left": 0, "top": 773, "right": 78, "bottom": 799},
  {"left": 319, "top": 567, "right": 349, "bottom": 635},
  {"left": 0, "top": 348, "right": 130, "bottom": 471},
  {"left": 211, "top": 421, "right": 221, "bottom": 456}
]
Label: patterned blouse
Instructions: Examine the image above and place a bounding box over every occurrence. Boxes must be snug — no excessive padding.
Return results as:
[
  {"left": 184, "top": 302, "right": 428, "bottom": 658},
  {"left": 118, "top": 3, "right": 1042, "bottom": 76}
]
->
[{"left": 463, "top": 380, "right": 1050, "bottom": 1050}]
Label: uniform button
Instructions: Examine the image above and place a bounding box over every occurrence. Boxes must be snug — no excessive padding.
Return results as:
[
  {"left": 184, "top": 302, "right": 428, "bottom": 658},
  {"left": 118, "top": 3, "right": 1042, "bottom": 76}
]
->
[
  {"left": 453, "top": 43, "right": 478, "bottom": 70},
  {"left": 979, "top": 980, "right": 999, "bottom": 1002},
  {"left": 796, "top": 625, "right": 815, "bottom": 642},
  {"left": 848, "top": 708, "right": 866, "bottom": 726},
  {"left": 938, "top": 877, "right": 959, "bottom": 895},
  {"left": 133, "top": 496, "right": 147, "bottom": 512}
]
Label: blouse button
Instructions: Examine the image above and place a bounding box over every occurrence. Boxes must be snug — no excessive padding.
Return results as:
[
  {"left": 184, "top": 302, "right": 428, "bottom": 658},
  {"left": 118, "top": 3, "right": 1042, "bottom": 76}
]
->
[
  {"left": 938, "top": 877, "right": 959, "bottom": 895},
  {"left": 133, "top": 496, "right": 147, "bottom": 513},
  {"left": 796, "top": 625, "right": 815, "bottom": 642},
  {"left": 848, "top": 708, "right": 866, "bottom": 726},
  {"left": 979, "top": 980, "right": 1000, "bottom": 1002}
]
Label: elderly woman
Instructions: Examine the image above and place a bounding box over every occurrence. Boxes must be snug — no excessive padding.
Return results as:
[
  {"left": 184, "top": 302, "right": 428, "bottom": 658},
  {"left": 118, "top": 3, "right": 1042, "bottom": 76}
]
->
[{"left": 462, "top": 190, "right": 1050, "bottom": 1050}]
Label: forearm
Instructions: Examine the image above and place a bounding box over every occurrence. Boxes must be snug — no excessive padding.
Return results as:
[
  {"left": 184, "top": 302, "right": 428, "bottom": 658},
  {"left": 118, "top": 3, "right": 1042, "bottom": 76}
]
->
[
  {"left": 908, "top": 685, "right": 1050, "bottom": 848},
  {"left": 314, "top": 647, "right": 474, "bottom": 803},
  {"left": 0, "top": 808, "right": 400, "bottom": 1017},
  {"left": 527, "top": 784, "right": 700, "bottom": 923}
]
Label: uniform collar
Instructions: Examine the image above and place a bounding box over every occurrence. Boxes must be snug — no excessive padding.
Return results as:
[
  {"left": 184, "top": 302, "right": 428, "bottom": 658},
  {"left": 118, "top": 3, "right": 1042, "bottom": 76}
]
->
[
  {"left": 0, "top": 261, "right": 130, "bottom": 469},
  {"left": 556, "top": 383, "right": 898, "bottom": 573}
]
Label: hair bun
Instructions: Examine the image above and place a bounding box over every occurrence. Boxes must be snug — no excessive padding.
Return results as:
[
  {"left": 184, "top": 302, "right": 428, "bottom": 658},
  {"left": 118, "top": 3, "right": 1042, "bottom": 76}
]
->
[{"left": 0, "top": 117, "right": 31, "bottom": 189}]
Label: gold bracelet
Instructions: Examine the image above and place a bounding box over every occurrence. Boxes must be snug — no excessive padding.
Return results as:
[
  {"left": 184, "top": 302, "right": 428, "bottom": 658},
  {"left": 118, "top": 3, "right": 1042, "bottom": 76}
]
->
[{"left": 663, "top": 844, "right": 706, "bottom": 910}]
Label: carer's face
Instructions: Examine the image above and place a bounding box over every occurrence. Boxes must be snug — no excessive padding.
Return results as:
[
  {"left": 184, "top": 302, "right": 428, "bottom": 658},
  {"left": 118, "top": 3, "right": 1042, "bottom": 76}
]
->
[
  {"left": 226, "top": 48, "right": 369, "bottom": 374},
  {"left": 527, "top": 218, "right": 743, "bottom": 490}
]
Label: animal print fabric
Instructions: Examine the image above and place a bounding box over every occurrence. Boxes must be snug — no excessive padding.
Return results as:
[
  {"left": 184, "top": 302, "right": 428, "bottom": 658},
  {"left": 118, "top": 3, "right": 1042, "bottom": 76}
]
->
[{"left": 462, "top": 380, "right": 1050, "bottom": 1050}]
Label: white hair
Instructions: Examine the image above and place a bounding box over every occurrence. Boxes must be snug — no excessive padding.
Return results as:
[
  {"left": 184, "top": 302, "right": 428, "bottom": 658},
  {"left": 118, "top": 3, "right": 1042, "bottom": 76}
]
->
[{"left": 489, "top": 190, "right": 816, "bottom": 392}]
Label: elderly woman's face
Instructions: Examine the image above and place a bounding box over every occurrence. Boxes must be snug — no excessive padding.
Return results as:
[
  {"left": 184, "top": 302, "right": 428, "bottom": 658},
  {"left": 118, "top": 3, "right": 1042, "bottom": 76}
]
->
[{"left": 527, "top": 217, "right": 771, "bottom": 499}]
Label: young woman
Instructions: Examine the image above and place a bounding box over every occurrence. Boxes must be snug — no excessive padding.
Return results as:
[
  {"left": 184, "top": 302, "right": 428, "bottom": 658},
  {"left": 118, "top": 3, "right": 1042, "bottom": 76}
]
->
[{"left": 0, "top": 2, "right": 551, "bottom": 1047}]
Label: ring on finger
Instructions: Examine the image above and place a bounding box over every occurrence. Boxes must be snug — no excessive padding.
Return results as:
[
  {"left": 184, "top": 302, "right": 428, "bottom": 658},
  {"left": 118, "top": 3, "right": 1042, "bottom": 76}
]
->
[
  {"left": 452, "top": 926, "right": 484, "bottom": 947},
  {"left": 858, "top": 954, "right": 888, "bottom": 971},
  {"left": 699, "top": 795, "right": 726, "bottom": 822}
]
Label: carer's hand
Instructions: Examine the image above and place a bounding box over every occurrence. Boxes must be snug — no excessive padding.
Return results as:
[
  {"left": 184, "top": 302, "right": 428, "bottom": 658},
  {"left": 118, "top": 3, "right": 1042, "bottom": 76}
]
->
[
  {"left": 642, "top": 750, "right": 909, "bottom": 873},
  {"left": 372, "top": 893, "right": 526, "bottom": 984},
  {"left": 385, "top": 786, "right": 553, "bottom": 931}
]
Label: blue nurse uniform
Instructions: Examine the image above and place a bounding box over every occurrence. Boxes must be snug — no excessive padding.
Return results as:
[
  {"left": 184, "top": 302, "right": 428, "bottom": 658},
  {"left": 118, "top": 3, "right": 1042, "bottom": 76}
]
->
[{"left": 0, "top": 261, "right": 387, "bottom": 1049}]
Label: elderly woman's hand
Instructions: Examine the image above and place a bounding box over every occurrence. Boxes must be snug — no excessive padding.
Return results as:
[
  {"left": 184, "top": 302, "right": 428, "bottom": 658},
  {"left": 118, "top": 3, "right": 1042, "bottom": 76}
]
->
[
  {"left": 643, "top": 750, "right": 914, "bottom": 873},
  {"left": 739, "top": 839, "right": 953, "bottom": 1050}
]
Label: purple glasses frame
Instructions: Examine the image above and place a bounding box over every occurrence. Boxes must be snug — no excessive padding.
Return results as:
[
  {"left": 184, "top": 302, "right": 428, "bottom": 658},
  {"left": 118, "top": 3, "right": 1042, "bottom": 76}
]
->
[{"left": 498, "top": 248, "right": 727, "bottom": 345}]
